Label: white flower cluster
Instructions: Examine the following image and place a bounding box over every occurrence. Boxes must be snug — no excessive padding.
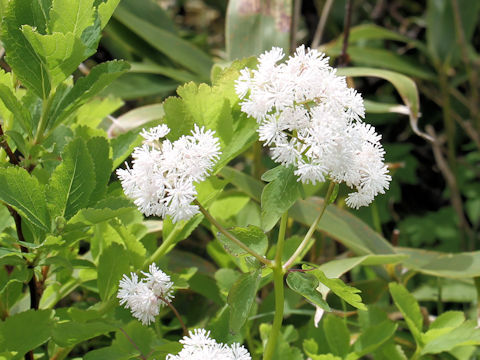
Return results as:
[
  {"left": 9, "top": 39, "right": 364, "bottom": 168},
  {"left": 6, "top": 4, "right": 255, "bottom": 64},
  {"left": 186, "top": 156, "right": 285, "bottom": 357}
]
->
[
  {"left": 117, "top": 124, "right": 221, "bottom": 222},
  {"left": 166, "top": 329, "right": 251, "bottom": 360},
  {"left": 117, "top": 263, "right": 174, "bottom": 325},
  {"left": 235, "top": 46, "right": 391, "bottom": 208}
]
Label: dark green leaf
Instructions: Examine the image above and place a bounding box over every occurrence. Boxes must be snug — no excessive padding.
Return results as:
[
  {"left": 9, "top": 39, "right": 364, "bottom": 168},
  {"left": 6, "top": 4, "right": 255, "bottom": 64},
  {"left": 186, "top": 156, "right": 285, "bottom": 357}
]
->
[
  {"left": 0, "top": 84, "right": 33, "bottom": 135},
  {"left": 352, "top": 320, "right": 397, "bottom": 357},
  {"left": 227, "top": 270, "right": 261, "bottom": 333},
  {"left": 323, "top": 314, "right": 350, "bottom": 358},
  {"left": 87, "top": 137, "right": 112, "bottom": 204},
  {"left": 217, "top": 225, "right": 268, "bottom": 256},
  {"left": 286, "top": 272, "right": 330, "bottom": 311},
  {"left": 97, "top": 242, "right": 130, "bottom": 301},
  {"left": 46, "top": 137, "right": 95, "bottom": 219}
]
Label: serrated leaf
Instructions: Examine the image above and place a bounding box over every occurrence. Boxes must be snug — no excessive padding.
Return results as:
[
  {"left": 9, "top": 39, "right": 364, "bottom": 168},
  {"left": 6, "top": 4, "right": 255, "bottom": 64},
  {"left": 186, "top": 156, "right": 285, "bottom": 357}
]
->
[
  {"left": 388, "top": 282, "right": 423, "bottom": 343},
  {"left": 217, "top": 225, "right": 268, "bottom": 257},
  {"left": 227, "top": 270, "right": 261, "bottom": 333},
  {"left": 323, "top": 315, "right": 350, "bottom": 358},
  {"left": 0, "top": 84, "right": 33, "bottom": 135},
  {"left": 22, "top": 26, "right": 88, "bottom": 88},
  {"left": 0, "top": 309, "right": 54, "bottom": 356},
  {"left": 48, "top": 60, "right": 130, "bottom": 130},
  {"left": 311, "top": 269, "right": 366, "bottom": 310},
  {"left": 46, "top": 137, "right": 95, "bottom": 220},
  {"left": 261, "top": 165, "right": 302, "bottom": 231},
  {"left": 0, "top": 167, "right": 49, "bottom": 231},
  {"left": 2, "top": 0, "right": 51, "bottom": 98},
  {"left": 98, "top": 0, "right": 121, "bottom": 29},
  {"left": 97, "top": 242, "right": 129, "bottom": 300},
  {"left": 286, "top": 272, "right": 330, "bottom": 311},
  {"left": 48, "top": 0, "right": 95, "bottom": 36},
  {"left": 87, "top": 137, "right": 112, "bottom": 204}
]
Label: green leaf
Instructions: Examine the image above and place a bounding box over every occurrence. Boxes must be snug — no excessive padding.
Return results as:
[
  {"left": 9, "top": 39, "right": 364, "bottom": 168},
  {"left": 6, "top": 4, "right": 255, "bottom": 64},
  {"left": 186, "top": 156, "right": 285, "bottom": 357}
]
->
[
  {"left": 0, "top": 309, "right": 54, "bottom": 356},
  {"left": 303, "top": 339, "right": 343, "bottom": 360},
  {"left": 111, "top": 129, "right": 142, "bottom": 169},
  {"left": 261, "top": 165, "right": 303, "bottom": 231},
  {"left": 323, "top": 314, "right": 350, "bottom": 358},
  {"left": 0, "top": 84, "right": 33, "bottom": 135},
  {"left": 0, "top": 167, "right": 49, "bottom": 231},
  {"left": 227, "top": 270, "right": 261, "bottom": 333},
  {"left": 21, "top": 26, "right": 88, "bottom": 88},
  {"left": 114, "top": 6, "right": 212, "bottom": 80},
  {"left": 217, "top": 225, "right": 268, "bottom": 257},
  {"left": 97, "top": 242, "right": 130, "bottom": 301},
  {"left": 209, "top": 192, "right": 250, "bottom": 221},
  {"left": 87, "top": 137, "right": 112, "bottom": 204},
  {"left": 422, "top": 321, "right": 480, "bottom": 355},
  {"left": 48, "top": 0, "right": 95, "bottom": 36},
  {"left": 52, "top": 320, "right": 115, "bottom": 347},
  {"left": 429, "top": 311, "right": 465, "bottom": 330},
  {"left": 46, "top": 137, "right": 95, "bottom": 220},
  {"left": 286, "top": 272, "right": 330, "bottom": 311},
  {"left": 311, "top": 268, "right": 366, "bottom": 310},
  {"left": 97, "top": 0, "right": 121, "bottom": 29},
  {"left": 336, "top": 67, "right": 432, "bottom": 142},
  {"left": 388, "top": 282, "right": 423, "bottom": 343},
  {"left": 107, "top": 103, "right": 163, "bottom": 136},
  {"left": 2, "top": 0, "right": 51, "bottom": 98},
  {"left": 48, "top": 60, "right": 130, "bottom": 130},
  {"left": 226, "top": 0, "right": 291, "bottom": 60},
  {"left": 352, "top": 320, "right": 398, "bottom": 358}
]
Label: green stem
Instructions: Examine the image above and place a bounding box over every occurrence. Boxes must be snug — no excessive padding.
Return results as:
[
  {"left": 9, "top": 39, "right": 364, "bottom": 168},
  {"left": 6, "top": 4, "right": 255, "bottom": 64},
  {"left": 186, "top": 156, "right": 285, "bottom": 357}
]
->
[
  {"left": 33, "top": 94, "right": 53, "bottom": 144},
  {"left": 143, "top": 226, "right": 182, "bottom": 268},
  {"left": 196, "top": 201, "right": 271, "bottom": 266},
  {"left": 263, "top": 266, "right": 285, "bottom": 360},
  {"left": 283, "top": 181, "right": 335, "bottom": 270},
  {"left": 263, "top": 212, "right": 288, "bottom": 360}
]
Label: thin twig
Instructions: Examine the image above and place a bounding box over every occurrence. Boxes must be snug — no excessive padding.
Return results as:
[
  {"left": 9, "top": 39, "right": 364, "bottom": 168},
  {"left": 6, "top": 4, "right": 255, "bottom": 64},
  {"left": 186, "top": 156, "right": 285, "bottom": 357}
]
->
[
  {"left": 118, "top": 327, "right": 148, "bottom": 360},
  {"left": 311, "top": 0, "right": 334, "bottom": 48},
  {"left": 160, "top": 296, "right": 187, "bottom": 336},
  {"left": 338, "top": 0, "right": 354, "bottom": 67},
  {"left": 290, "top": 0, "right": 302, "bottom": 54},
  {"left": 0, "top": 123, "right": 19, "bottom": 165}
]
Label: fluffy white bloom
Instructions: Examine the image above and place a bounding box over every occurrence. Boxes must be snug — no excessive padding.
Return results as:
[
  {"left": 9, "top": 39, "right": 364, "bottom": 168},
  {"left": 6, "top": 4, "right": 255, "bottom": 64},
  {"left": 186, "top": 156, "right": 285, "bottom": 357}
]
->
[
  {"left": 117, "top": 124, "right": 221, "bottom": 222},
  {"left": 117, "top": 264, "right": 174, "bottom": 325},
  {"left": 235, "top": 45, "right": 391, "bottom": 208},
  {"left": 166, "top": 329, "right": 251, "bottom": 360}
]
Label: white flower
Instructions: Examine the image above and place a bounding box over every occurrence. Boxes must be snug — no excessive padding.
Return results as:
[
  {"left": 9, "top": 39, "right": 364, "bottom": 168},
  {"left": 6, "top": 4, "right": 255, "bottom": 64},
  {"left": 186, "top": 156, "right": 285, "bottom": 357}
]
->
[
  {"left": 117, "top": 124, "right": 221, "bottom": 222},
  {"left": 235, "top": 45, "right": 391, "bottom": 208},
  {"left": 117, "top": 264, "right": 174, "bottom": 325},
  {"left": 166, "top": 329, "right": 251, "bottom": 360}
]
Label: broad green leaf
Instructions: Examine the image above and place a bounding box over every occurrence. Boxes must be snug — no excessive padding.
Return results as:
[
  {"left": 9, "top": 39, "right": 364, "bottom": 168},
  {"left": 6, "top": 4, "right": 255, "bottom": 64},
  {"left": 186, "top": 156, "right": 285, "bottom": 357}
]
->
[
  {"left": 0, "top": 309, "right": 54, "bottom": 356},
  {"left": 422, "top": 321, "right": 480, "bottom": 355},
  {"left": 87, "top": 137, "right": 112, "bottom": 204},
  {"left": 303, "top": 339, "right": 343, "bottom": 360},
  {"left": 176, "top": 82, "right": 234, "bottom": 146},
  {"left": 52, "top": 320, "right": 115, "bottom": 347},
  {"left": 217, "top": 225, "right": 268, "bottom": 257},
  {"left": 196, "top": 176, "right": 229, "bottom": 207},
  {"left": 163, "top": 96, "right": 193, "bottom": 141},
  {"left": 209, "top": 192, "right": 250, "bottom": 221},
  {"left": 160, "top": 215, "right": 204, "bottom": 259},
  {"left": 48, "top": 0, "right": 95, "bottom": 36},
  {"left": 352, "top": 320, "right": 397, "bottom": 358},
  {"left": 114, "top": 6, "right": 212, "bottom": 80},
  {"left": 66, "top": 206, "right": 137, "bottom": 230},
  {"left": 109, "top": 220, "right": 146, "bottom": 269},
  {"left": 48, "top": 60, "right": 130, "bottom": 129},
  {"left": 97, "top": 242, "right": 130, "bottom": 300},
  {"left": 261, "top": 165, "right": 302, "bottom": 231},
  {"left": 22, "top": 26, "right": 88, "bottom": 88},
  {"left": 76, "top": 96, "right": 124, "bottom": 128},
  {"left": 227, "top": 270, "right": 261, "bottom": 332},
  {"left": 323, "top": 314, "right": 350, "bottom": 358},
  {"left": 226, "top": 0, "right": 291, "bottom": 60},
  {"left": 111, "top": 129, "right": 142, "bottom": 169},
  {"left": 388, "top": 283, "right": 423, "bottom": 343},
  {"left": 426, "top": 0, "right": 480, "bottom": 65},
  {"left": 2, "top": 0, "right": 51, "bottom": 98},
  {"left": 336, "top": 67, "right": 432, "bottom": 142},
  {"left": 311, "top": 268, "right": 366, "bottom": 310},
  {"left": 0, "top": 84, "right": 33, "bottom": 135},
  {"left": 46, "top": 137, "right": 95, "bottom": 220},
  {"left": 429, "top": 311, "right": 465, "bottom": 330},
  {"left": 97, "top": 0, "right": 121, "bottom": 29},
  {"left": 215, "top": 268, "right": 241, "bottom": 298},
  {"left": 286, "top": 272, "right": 330, "bottom": 311},
  {"left": 397, "top": 247, "right": 480, "bottom": 278},
  {"left": 0, "top": 167, "right": 49, "bottom": 231}
]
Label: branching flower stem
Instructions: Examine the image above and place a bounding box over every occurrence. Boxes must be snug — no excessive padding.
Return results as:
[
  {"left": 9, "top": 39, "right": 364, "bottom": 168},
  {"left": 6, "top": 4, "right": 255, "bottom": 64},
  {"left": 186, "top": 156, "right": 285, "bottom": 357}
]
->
[
  {"left": 283, "top": 181, "right": 335, "bottom": 271},
  {"left": 195, "top": 201, "right": 272, "bottom": 267},
  {"left": 263, "top": 212, "right": 288, "bottom": 360}
]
